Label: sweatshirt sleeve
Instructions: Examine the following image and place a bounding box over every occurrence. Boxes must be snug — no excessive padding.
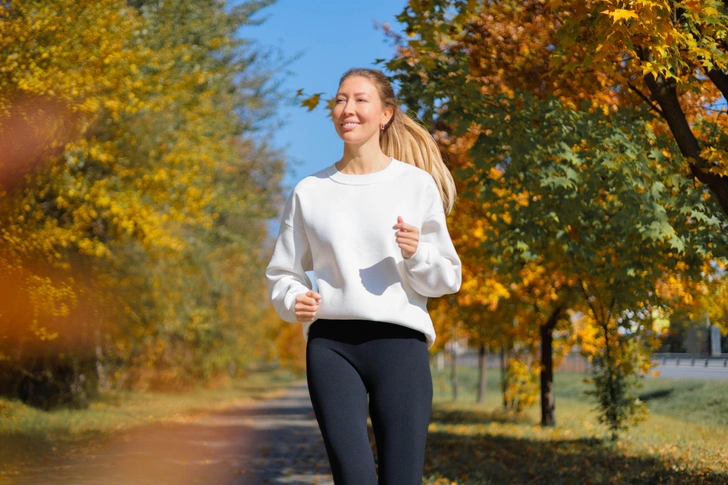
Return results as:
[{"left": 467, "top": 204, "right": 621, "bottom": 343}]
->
[
  {"left": 402, "top": 207, "right": 462, "bottom": 298},
  {"left": 265, "top": 190, "right": 313, "bottom": 322}
]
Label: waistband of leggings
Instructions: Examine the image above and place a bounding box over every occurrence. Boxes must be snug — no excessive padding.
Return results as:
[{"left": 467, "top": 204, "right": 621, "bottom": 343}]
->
[{"left": 308, "top": 319, "right": 426, "bottom": 344}]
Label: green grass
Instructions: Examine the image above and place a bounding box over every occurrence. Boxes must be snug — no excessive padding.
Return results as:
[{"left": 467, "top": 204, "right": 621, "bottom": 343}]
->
[
  {"left": 425, "top": 366, "right": 728, "bottom": 484},
  {"left": 0, "top": 367, "right": 302, "bottom": 475},
  {"left": 4, "top": 364, "right": 727, "bottom": 484}
]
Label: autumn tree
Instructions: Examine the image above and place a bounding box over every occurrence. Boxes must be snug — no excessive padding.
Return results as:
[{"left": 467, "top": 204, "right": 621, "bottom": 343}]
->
[
  {"left": 0, "top": 0, "right": 286, "bottom": 406},
  {"left": 548, "top": 0, "right": 728, "bottom": 215},
  {"left": 443, "top": 91, "right": 727, "bottom": 438},
  {"left": 379, "top": 0, "right": 611, "bottom": 425},
  {"left": 381, "top": 0, "right": 728, "bottom": 437}
]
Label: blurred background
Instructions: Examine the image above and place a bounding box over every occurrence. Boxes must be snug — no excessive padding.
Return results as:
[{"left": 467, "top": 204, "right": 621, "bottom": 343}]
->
[{"left": 1, "top": 0, "right": 728, "bottom": 483}]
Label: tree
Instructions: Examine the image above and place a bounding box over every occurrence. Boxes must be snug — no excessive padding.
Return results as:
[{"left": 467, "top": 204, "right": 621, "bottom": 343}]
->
[
  {"left": 383, "top": 0, "right": 728, "bottom": 438},
  {"left": 443, "top": 92, "right": 727, "bottom": 439},
  {"left": 0, "top": 0, "right": 287, "bottom": 406},
  {"left": 383, "top": 0, "right": 610, "bottom": 426},
  {"left": 548, "top": 0, "right": 728, "bottom": 215}
]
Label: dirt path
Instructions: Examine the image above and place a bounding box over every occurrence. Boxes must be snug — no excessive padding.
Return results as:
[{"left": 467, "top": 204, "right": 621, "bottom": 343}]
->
[{"left": 11, "top": 382, "right": 334, "bottom": 485}]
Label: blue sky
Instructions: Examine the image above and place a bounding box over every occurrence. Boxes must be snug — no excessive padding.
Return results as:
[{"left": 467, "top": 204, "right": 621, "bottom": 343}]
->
[{"left": 245, "top": 0, "right": 408, "bottom": 207}]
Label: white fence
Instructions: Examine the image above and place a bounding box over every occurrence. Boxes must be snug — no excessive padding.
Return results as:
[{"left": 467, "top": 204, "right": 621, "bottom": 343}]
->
[
  {"left": 433, "top": 350, "right": 593, "bottom": 373},
  {"left": 652, "top": 353, "right": 728, "bottom": 368}
]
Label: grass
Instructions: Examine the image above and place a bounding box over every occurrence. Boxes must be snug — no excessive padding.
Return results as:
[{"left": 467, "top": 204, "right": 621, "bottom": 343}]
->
[
  {"left": 0, "top": 367, "right": 302, "bottom": 477},
  {"left": 3, "top": 363, "right": 727, "bottom": 484},
  {"left": 424, "top": 366, "right": 728, "bottom": 484}
]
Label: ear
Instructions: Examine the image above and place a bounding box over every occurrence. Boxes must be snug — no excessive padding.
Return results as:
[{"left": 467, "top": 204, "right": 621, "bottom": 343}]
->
[{"left": 382, "top": 106, "right": 394, "bottom": 126}]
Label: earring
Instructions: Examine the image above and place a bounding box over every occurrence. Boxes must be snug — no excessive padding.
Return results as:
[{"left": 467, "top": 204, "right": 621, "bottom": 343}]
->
[{"left": 380, "top": 124, "right": 385, "bottom": 131}]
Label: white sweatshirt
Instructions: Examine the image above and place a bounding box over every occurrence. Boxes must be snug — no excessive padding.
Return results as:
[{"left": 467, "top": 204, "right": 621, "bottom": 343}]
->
[{"left": 265, "top": 158, "right": 462, "bottom": 349}]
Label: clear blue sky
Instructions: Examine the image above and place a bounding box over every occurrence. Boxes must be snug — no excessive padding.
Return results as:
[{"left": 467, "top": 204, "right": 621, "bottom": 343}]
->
[{"left": 245, "top": 0, "right": 408, "bottom": 203}]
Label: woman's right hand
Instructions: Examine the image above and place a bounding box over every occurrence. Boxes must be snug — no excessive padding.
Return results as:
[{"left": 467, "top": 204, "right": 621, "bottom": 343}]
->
[{"left": 295, "top": 290, "right": 322, "bottom": 322}]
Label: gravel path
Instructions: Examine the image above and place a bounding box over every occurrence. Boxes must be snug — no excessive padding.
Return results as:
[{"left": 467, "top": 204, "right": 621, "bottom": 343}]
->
[{"left": 11, "top": 382, "right": 334, "bottom": 485}]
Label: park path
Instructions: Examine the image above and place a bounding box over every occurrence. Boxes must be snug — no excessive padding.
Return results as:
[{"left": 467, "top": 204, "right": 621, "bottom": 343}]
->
[{"left": 11, "top": 382, "right": 334, "bottom": 485}]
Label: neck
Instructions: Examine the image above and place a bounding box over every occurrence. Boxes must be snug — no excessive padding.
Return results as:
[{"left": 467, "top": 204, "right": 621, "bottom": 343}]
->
[{"left": 337, "top": 137, "right": 391, "bottom": 175}]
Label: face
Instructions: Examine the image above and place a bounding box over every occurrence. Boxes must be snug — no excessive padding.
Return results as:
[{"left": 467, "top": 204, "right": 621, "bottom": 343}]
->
[{"left": 332, "top": 76, "right": 393, "bottom": 145}]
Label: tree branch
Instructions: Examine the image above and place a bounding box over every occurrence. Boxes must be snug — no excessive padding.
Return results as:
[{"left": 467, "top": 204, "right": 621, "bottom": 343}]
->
[
  {"left": 627, "top": 81, "right": 664, "bottom": 117},
  {"left": 578, "top": 278, "right": 603, "bottom": 325},
  {"left": 634, "top": 46, "right": 728, "bottom": 216},
  {"left": 706, "top": 68, "right": 728, "bottom": 103}
]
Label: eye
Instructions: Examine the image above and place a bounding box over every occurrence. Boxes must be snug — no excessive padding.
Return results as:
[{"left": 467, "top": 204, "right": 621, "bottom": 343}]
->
[
  {"left": 335, "top": 98, "right": 345, "bottom": 103},
  {"left": 357, "top": 98, "right": 367, "bottom": 102}
]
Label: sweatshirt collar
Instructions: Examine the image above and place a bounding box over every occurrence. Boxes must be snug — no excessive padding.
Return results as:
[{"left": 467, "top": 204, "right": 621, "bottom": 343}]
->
[{"left": 327, "top": 158, "right": 401, "bottom": 185}]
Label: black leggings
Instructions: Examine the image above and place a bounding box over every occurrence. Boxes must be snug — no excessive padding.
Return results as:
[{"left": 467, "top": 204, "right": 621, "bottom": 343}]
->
[{"left": 306, "top": 319, "right": 433, "bottom": 485}]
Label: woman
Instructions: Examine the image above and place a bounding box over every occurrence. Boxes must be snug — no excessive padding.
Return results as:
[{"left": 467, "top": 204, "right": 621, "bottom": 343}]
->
[{"left": 265, "top": 68, "right": 462, "bottom": 485}]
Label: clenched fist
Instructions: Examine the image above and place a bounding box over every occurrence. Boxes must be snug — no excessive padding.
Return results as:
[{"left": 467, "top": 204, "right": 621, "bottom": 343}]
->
[
  {"left": 295, "top": 290, "right": 321, "bottom": 322},
  {"left": 393, "top": 216, "right": 420, "bottom": 259}
]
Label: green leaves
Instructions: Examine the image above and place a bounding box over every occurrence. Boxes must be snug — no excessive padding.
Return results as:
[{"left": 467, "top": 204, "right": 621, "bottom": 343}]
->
[{"left": 388, "top": 0, "right": 728, "bottom": 443}]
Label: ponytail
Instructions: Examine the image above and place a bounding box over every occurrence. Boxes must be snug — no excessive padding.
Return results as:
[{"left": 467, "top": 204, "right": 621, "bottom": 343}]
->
[
  {"left": 339, "top": 68, "right": 457, "bottom": 215},
  {"left": 380, "top": 109, "right": 456, "bottom": 214}
]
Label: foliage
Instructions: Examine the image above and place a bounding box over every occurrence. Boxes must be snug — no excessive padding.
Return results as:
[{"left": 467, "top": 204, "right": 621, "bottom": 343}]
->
[
  {"left": 502, "top": 357, "right": 540, "bottom": 413},
  {"left": 427, "top": 368, "right": 728, "bottom": 484},
  {"left": 457, "top": 92, "right": 727, "bottom": 438},
  {"left": 0, "top": 0, "right": 288, "bottom": 407},
  {"left": 547, "top": 0, "right": 728, "bottom": 214},
  {"left": 272, "top": 314, "right": 307, "bottom": 375},
  {"left": 584, "top": 325, "right": 650, "bottom": 441},
  {"left": 382, "top": 0, "right": 728, "bottom": 440}
]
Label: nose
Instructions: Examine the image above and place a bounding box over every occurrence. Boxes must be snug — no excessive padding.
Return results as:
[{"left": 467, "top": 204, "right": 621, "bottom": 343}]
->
[{"left": 342, "top": 99, "right": 355, "bottom": 116}]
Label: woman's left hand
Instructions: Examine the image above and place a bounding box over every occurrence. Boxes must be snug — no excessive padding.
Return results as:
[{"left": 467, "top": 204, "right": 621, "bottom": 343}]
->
[{"left": 394, "top": 216, "right": 420, "bottom": 259}]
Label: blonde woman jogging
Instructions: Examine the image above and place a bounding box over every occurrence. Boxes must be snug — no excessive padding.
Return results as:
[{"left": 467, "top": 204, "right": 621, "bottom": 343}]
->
[{"left": 265, "top": 68, "right": 462, "bottom": 485}]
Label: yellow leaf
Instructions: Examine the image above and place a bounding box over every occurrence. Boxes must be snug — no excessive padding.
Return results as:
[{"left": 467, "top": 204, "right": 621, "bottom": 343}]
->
[
  {"left": 604, "top": 9, "right": 639, "bottom": 22},
  {"left": 301, "top": 93, "right": 323, "bottom": 112}
]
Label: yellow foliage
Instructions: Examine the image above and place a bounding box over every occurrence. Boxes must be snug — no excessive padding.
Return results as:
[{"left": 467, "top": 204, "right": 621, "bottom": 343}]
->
[
  {"left": 0, "top": 0, "right": 288, "bottom": 396},
  {"left": 503, "top": 357, "right": 540, "bottom": 413}
]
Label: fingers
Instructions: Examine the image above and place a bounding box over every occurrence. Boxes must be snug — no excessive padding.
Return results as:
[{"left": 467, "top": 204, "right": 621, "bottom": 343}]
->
[
  {"left": 305, "top": 290, "right": 322, "bottom": 302},
  {"left": 393, "top": 215, "right": 417, "bottom": 233},
  {"left": 394, "top": 217, "right": 419, "bottom": 236},
  {"left": 396, "top": 234, "right": 418, "bottom": 252},
  {"left": 394, "top": 216, "right": 419, "bottom": 259},
  {"left": 295, "top": 291, "right": 321, "bottom": 322}
]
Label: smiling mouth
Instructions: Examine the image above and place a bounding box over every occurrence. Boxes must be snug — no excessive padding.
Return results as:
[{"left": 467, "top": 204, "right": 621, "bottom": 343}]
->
[{"left": 341, "top": 122, "right": 360, "bottom": 128}]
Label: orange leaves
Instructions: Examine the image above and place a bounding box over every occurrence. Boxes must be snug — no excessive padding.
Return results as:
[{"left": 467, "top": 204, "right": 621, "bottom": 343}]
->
[
  {"left": 457, "top": 271, "right": 510, "bottom": 310},
  {"left": 0, "top": 248, "right": 102, "bottom": 353},
  {"left": 701, "top": 146, "right": 728, "bottom": 177},
  {"left": 549, "top": 0, "right": 728, "bottom": 98},
  {"left": 487, "top": 166, "right": 503, "bottom": 181},
  {"left": 0, "top": 94, "right": 79, "bottom": 190}
]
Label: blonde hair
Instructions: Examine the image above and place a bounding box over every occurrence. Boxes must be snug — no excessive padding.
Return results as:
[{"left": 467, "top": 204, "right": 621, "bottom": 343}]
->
[{"left": 338, "top": 68, "right": 457, "bottom": 215}]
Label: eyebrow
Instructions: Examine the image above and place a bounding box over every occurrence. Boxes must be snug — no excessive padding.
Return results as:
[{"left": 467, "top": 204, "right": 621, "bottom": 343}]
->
[{"left": 336, "top": 92, "right": 370, "bottom": 97}]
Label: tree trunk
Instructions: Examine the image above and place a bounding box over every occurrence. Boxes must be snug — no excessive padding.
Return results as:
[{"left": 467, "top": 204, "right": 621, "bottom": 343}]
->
[
  {"left": 706, "top": 68, "right": 728, "bottom": 101},
  {"left": 451, "top": 341, "right": 458, "bottom": 402},
  {"left": 602, "top": 319, "right": 620, "bottom": 442},
  {"left": 637, "top": 47, "right": 728, "bottom": 215},
  {"left": 477, "top": 343, "right": 488, "bottom": 404},
  {"left": 95, "top": 327, "right": 110, "bottom": 393},
  {"left": 540, "top": 306, "right": 563, "bottom": 427},
  {"left": 500, "top": 345, "right": 508, "bottom": 411}
]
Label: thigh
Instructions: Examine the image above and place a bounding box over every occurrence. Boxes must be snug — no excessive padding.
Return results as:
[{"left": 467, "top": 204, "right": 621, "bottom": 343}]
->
[
  {"left": 365, "top": 336, "right": 433, "bottom": 485},
  {"left": 306, "top": 336, "right": 377, "bottom": 485}
]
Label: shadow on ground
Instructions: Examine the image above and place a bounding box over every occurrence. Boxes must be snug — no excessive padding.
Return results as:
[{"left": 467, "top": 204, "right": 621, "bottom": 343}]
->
[
  {"left": 7, "top": 388, "right": 724, "bottom": 485},
  {"left": 4, "top": 383, "right": 333, "bottom": 485},
  {"left": 422, "top": 405, "right": 728, "bottom": 485}
]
